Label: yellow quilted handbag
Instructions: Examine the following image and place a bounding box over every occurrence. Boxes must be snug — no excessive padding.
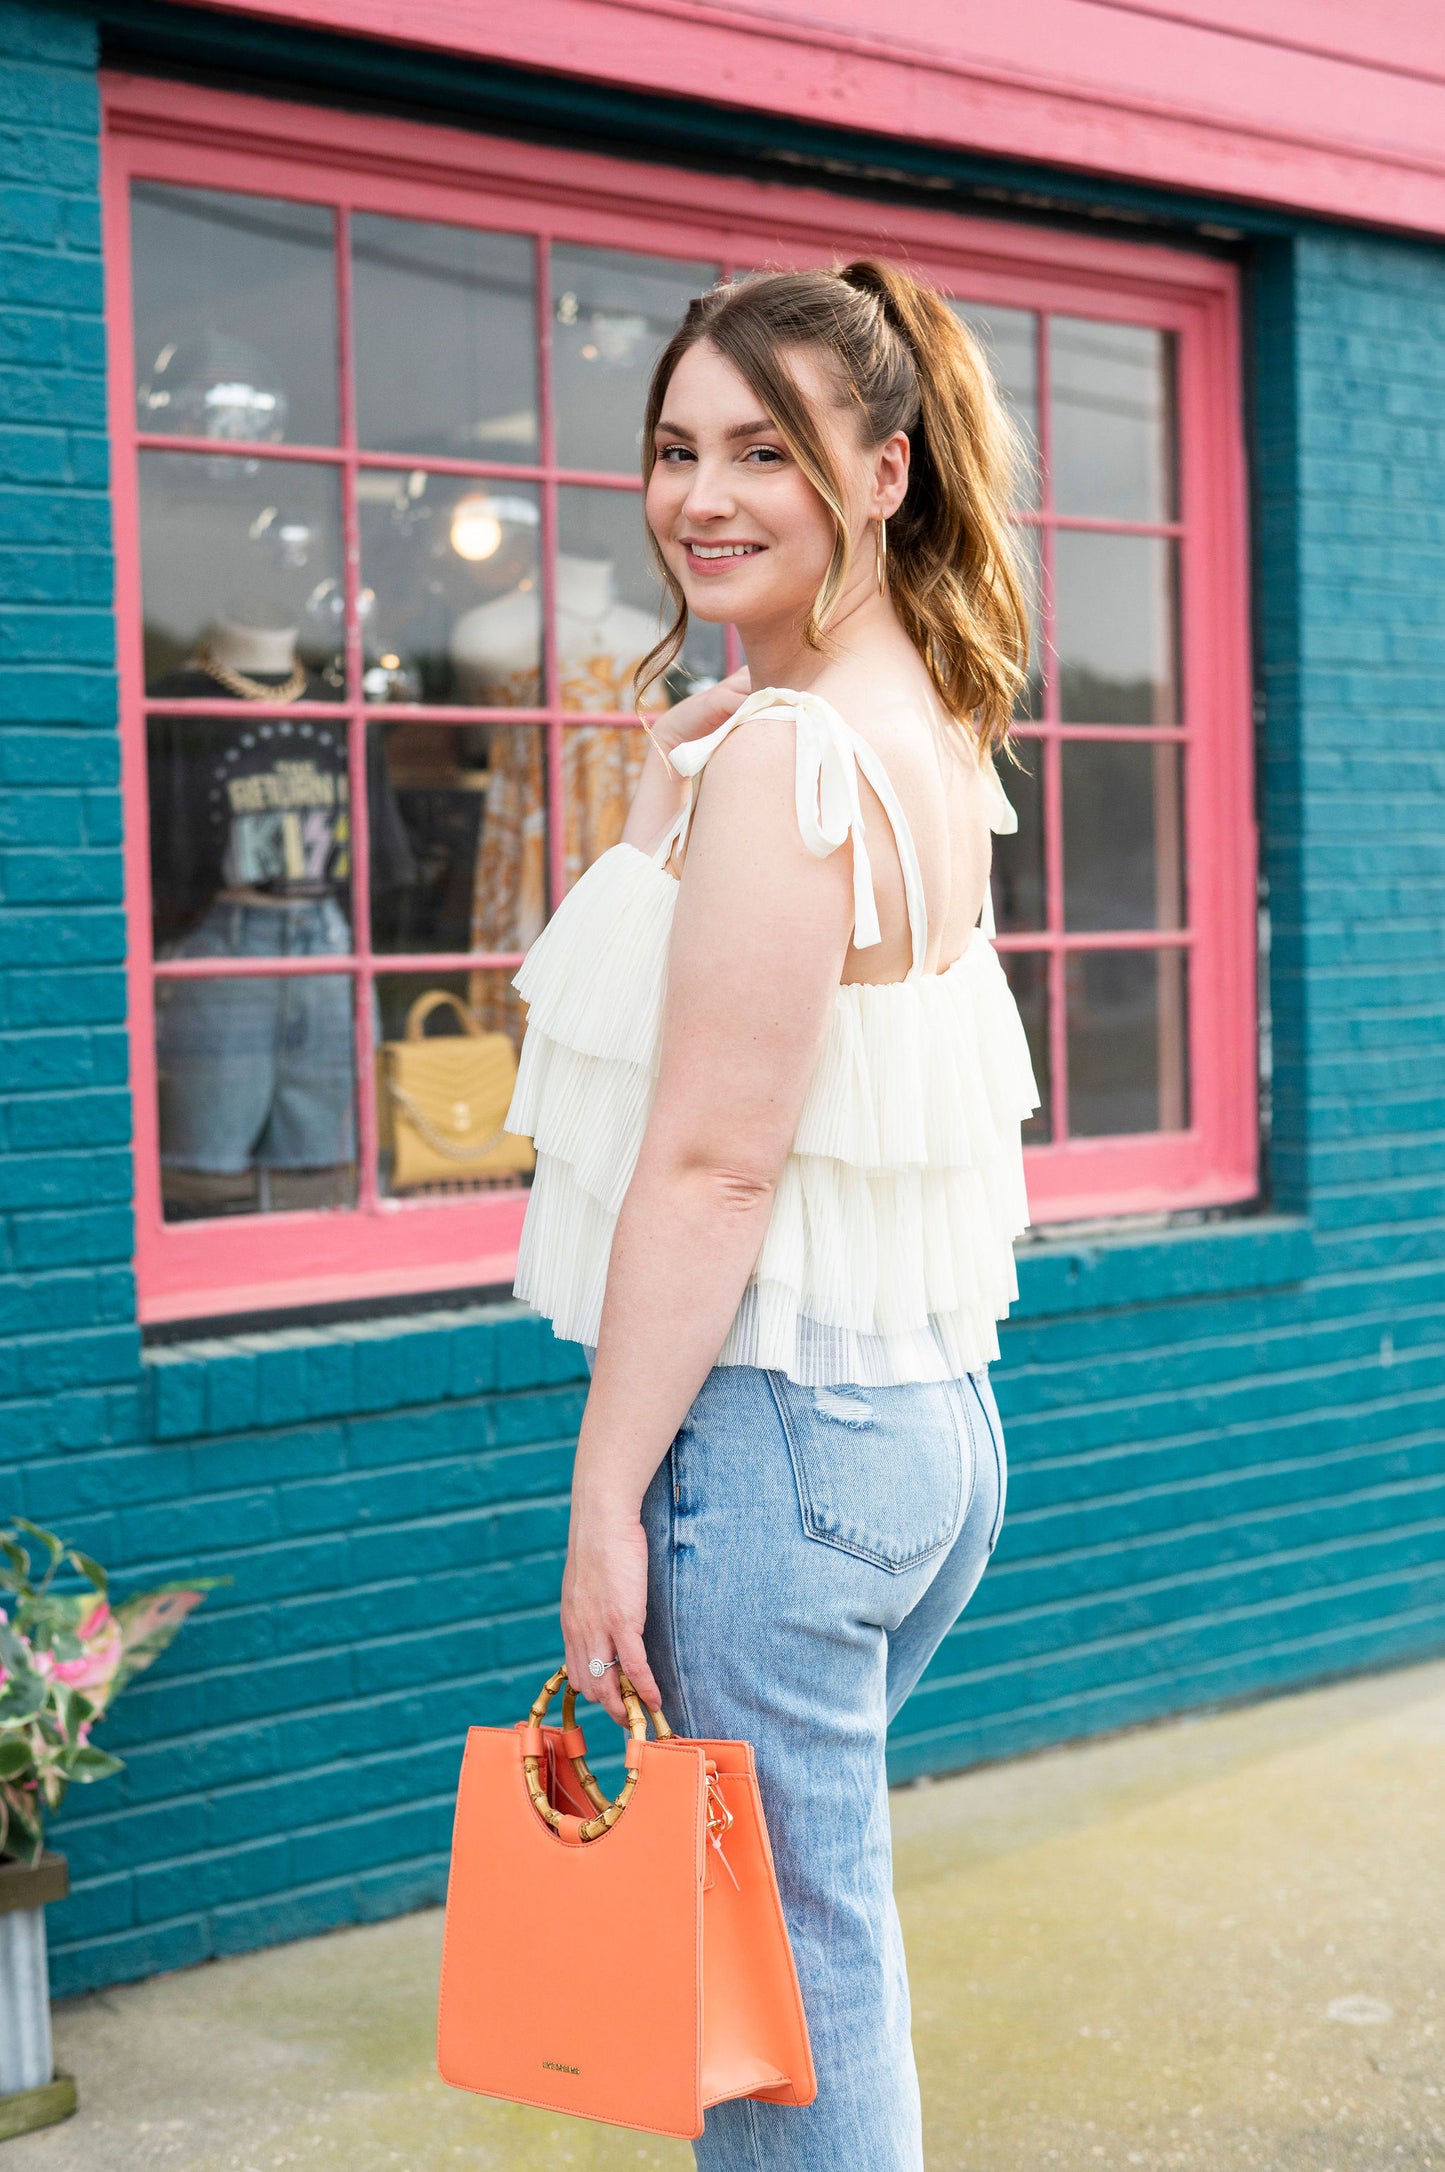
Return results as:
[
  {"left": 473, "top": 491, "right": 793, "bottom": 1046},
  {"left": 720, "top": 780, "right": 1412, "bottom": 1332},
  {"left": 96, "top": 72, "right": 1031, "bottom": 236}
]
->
[{"left": 382, "top": 991, "right": 534, "bottom": 1191}]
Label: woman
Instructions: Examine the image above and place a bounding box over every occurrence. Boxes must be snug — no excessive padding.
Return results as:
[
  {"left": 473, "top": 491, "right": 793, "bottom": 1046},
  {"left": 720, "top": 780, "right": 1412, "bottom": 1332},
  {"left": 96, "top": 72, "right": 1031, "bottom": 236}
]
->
[{"left": 504, "top": 260, "right": 1039, "bottom": 2168}]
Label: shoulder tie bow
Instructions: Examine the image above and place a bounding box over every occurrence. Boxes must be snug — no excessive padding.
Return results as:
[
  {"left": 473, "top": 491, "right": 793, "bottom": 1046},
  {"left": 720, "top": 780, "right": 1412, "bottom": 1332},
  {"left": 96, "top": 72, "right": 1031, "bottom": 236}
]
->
[{"left": 666, "top": 686, "right": 882, "bottom": 949}]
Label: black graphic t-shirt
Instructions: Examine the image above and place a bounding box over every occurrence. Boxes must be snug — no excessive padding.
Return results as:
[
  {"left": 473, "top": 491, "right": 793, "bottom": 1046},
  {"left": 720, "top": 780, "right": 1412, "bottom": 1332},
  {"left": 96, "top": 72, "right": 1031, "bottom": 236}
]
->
[{"left": 147, "top": 676, "right": 414, "bottom": 942}]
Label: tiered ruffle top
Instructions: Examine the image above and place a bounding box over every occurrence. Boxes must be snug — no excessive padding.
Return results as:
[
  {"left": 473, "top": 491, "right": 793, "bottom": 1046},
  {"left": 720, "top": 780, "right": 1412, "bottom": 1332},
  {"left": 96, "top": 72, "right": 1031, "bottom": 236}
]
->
[{"left": 505, "top": 687, "right": 1041, "bottom": 1386}]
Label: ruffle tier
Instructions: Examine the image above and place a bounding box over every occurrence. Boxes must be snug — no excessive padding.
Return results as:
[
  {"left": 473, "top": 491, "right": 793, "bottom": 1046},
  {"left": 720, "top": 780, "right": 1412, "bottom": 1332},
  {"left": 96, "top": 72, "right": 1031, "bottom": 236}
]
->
[{"left": 506, "top": 841, "right": 1041, "bottom": 1385}]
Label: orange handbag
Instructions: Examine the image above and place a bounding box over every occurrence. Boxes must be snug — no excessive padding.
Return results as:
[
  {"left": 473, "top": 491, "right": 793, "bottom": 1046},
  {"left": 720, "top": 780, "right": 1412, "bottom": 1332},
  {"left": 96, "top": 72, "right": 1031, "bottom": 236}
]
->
[{"left": 436, "top": 1666, "right": 817, "bottom": 2141}]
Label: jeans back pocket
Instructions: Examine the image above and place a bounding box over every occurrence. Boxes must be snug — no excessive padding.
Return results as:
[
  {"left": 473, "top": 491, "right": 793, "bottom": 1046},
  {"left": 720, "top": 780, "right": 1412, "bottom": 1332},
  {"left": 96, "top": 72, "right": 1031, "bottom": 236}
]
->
[{"left": 767, "top": 1374, "right": 974, "bottom": 1573}]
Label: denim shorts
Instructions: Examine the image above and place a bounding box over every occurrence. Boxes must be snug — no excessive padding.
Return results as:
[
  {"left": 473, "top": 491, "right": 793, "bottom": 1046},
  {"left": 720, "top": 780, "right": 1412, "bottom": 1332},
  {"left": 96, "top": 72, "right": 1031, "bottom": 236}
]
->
[{"left": 155, "top": 894, "right": 356, "bottom": 1172}]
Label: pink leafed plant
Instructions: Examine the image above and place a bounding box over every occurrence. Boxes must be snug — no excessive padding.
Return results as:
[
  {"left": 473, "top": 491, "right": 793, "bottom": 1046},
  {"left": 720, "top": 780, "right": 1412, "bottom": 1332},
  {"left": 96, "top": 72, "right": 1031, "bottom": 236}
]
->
[{"left": 0, "top": 1519, "right": 226, "bottom": 1866}]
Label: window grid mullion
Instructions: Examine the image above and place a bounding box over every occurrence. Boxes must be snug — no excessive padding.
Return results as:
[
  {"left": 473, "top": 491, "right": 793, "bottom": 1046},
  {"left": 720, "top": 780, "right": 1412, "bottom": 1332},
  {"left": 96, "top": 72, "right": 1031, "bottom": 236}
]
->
[
  {"left": 134, "top": 432, "right": 658, "bottom": 496},
  {"left": 1035, "top": 310, "right": 1070, "bottom": 1143},
  {"left": 335, "top": 203, "right": 381, "bottom": 1215},
  {"left": 719, "top": 257, "right": 745, "bottom": 682},
  {"left": 536, "top": 235, "right": 567, "bottom": 920}
]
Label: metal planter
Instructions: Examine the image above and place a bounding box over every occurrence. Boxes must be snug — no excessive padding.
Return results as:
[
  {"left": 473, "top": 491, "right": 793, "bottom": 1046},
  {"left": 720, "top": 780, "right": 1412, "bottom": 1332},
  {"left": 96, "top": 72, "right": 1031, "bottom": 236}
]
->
[{"left": 0, "top": 1854, "right": 76, "bottom": 2142}]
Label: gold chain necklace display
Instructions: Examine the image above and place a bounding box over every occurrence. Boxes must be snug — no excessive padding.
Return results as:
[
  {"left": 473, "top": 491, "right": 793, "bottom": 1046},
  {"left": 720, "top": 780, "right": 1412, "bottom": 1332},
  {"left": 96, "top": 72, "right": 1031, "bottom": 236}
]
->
[{"left": 195, "top": 645, "right": 308, "bottom": 704}]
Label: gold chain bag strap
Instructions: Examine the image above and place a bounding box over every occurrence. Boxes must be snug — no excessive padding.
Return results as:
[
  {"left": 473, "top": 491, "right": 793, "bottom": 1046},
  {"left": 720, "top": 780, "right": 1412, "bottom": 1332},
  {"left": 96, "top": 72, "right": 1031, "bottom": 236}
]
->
[{"left": 382, "top": 990, "right": 534, "bottom": 1191}]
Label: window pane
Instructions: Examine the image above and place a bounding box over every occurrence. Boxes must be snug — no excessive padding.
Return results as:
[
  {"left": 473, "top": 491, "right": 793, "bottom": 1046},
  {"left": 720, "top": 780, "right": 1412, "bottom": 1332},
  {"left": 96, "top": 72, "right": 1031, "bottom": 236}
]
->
[
  {"left": 376, "top": 969, "right": 533, "bottom": 1201},
  {"left": 1054, "top": 532, "right": 1178, "bottom": 724},
  {"left": 1063, "top": 741, "right": 1184, "bottom": 932},
  {"left": 1012, "top": 518, "right": 1045, "bottom": 721},
  {"left": 558, "top": 484, "right": 724, "bottom": 706},
  {"left": 991, "top": 743, "right": 1045, "bottom": 934},
  {"left": 147, "top": 714, "right": 358, "bottom": 953},
  {"left": 139, "top": 452, "right": 345, "bottom": 695},
  {"left": 1051, "top": 318, "right": 1175, "bottom": 522},
  {"left": 561, "top": 724, "right": 648, "bottom": 887},
  {"left": 1067, "top": 947, "right": 1190, "bottom": 1136},
  {"left": 131, "top": 184, "right": 337, "bottom": 447},
  {"left": 155, "top": 961, "right": 358, "bottom": 1222},
  {"left": 1000, "top": 951, "right": 1051, "bottom": 1145},
  {"left": 359, "top": 470, "right": 542, "bottom": 706},
  {"left": 352, "top": 217, "right": 538, "bottom": 461},
  {"left": 371, "top": 721, "right": 483, "bottom": 955},
  {"left": 468, "top": 726, "right": 549, "bottom": 958},
  {"left": 552, "top": 245, "right": 717, "bottom": 473},
  {"left": 952, "top": 301, "right": 1040, "bottom": 509}
]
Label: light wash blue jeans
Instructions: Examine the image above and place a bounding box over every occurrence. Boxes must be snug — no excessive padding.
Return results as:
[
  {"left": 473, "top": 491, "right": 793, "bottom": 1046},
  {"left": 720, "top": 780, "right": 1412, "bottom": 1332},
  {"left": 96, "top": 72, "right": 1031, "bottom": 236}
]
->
[{"left": 637, "top": 1362, "right": 1007, "bottom": 2171}]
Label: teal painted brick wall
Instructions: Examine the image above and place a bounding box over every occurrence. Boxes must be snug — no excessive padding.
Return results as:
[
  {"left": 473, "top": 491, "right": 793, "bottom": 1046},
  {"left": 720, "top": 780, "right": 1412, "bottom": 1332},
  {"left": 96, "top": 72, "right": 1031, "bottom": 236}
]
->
[{"left": 0, "top": 1, "right": 1441, "bottom": 1999}]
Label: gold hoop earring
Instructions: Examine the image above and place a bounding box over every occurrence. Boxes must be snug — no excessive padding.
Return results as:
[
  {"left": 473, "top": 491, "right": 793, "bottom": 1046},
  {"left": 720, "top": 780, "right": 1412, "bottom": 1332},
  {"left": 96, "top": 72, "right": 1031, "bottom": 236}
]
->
[{"left": 875, "top": 516, "right": 888, "bottom": 595}]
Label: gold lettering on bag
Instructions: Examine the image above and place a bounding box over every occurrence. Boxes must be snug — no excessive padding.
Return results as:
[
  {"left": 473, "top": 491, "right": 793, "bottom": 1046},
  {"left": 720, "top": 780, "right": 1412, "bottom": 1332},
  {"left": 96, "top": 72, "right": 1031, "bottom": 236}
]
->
[{"left": 543, "top": 2060, "right": 580, "bottom": 2075}]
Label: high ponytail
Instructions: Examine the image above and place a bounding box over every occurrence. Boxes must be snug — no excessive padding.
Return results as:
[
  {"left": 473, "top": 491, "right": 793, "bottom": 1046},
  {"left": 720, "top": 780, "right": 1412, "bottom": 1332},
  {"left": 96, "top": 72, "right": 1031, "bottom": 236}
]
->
[
  {"left": 837, "top": 260, "right": 1028, "bottom": 750},
  {"left": 637, "top": 258, "right": 1030, "bottom": 756}
]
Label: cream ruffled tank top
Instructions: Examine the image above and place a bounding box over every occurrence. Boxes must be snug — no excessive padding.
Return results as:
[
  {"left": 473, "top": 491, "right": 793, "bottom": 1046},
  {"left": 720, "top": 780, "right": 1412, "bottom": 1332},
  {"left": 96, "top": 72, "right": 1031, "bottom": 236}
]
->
[{"left": 504, "top": 686, "right": 1041, "bottom": 1386}]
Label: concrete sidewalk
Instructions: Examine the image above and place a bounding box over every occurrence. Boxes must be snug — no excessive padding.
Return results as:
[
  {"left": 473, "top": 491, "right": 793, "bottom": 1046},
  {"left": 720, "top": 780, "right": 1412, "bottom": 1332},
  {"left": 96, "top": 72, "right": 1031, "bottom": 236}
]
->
[{"left": 11, "top": 1657, "right": 1443, "bottom": 2171}]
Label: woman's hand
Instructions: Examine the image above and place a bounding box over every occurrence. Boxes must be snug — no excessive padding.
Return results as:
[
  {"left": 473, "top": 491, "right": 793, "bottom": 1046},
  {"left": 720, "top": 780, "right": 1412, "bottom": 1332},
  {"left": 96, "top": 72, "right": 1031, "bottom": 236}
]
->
[
  {"left": 644, "top": 664, "right": 751, "bottom": 761},
  {"left": 561, "top": 1501, "right": 664, "bottom": 1729}
]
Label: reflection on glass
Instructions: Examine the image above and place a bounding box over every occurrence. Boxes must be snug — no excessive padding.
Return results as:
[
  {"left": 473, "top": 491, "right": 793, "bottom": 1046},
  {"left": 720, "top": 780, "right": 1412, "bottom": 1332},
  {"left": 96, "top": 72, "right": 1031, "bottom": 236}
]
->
[
  {"left": 359, "top": 470, "right": 542, "bottom": 706},
  {"left": 371, "top": 721, "right": 485, "bottom": 955},
  {"left": 1051, "top": 318, "right": 1175, "bottom": 522},
  {"left": 139, "top": 453, "right": 346, "bottom": 693},
  {"left": 374, "top": 969, "right": 534, "bottom": 1200},
  {"left": 991, "top": 743, "right": 1045, "bottom": 933},
  {"left": 155, "top": 956, "right": 358, "bottom": 1223},
  {"left": 558, "top": 484, "right": 724, "bottom": 704},
  {"left": 131, "top": 184, "right": 337, "bottom": 448},
  {"left": 552, "top": 245, "right": 717, "bottom": 473},
  {"left": 465, "top": 726, "right": 549, "bottom": 967},
  {"left": 1000, "top": 951, "right": 1051, "bottom": 1144},
  {"left": 1063, "top": 741, "right": 1183, "bottom": 933},
  {"left": 561, "top": 723, "right": 651, "bottom": 884},
  {"left": 554, "top": 486, "right": 722, "bottom": 895},
  {"left": 352, "top": 217, "right": 538, "bottom": 460},
  {"left": 146, "top": 713, "right": 368, "bottom": 952},
  {"left": 1010, "top": 518, "right": 1045, "bottom": 721},
  {"left": 952, "top": 301, "right": 1040, "bottom": 508},
  {"left": 1054, "top": 532, "right": 1178, "bottom": 724},
  {"left": 1067, "top": 947, "right": 1189, "bottom": 1136}
]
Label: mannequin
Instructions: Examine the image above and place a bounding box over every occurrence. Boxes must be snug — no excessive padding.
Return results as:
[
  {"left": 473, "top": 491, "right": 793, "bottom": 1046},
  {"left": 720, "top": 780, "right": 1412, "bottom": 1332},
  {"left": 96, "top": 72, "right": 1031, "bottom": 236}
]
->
[
  {"left": 205, "top": 618, "right": 305, "bottom": 687},
  {"left": 450, "top": 553, "right": 662, "bottom": 714},
  {"left": 456, "top": 556, "right": 669, "bottom": 1034},
  {"left": 149, "top": 618, "right": 413, "bottom": 1220}
]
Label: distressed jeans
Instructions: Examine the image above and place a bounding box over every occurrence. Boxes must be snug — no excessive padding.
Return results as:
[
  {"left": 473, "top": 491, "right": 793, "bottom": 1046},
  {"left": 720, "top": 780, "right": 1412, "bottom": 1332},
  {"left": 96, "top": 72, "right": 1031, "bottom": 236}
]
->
[{"left": 638, "top": 1362, "right": 1007, "bottom": 2171}]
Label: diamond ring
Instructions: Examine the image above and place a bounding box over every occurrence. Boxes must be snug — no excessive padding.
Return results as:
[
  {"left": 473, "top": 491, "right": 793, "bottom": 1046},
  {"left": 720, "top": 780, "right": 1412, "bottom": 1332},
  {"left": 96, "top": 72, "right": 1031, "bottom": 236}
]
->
[{"left": 588, "top": 1656, "right": 620, "bottom": 1679}]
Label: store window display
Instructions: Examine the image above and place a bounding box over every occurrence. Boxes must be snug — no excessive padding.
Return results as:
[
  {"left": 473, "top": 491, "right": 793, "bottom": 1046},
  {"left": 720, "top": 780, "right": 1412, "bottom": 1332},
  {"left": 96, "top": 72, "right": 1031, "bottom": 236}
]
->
[
  {"left": 147, "top": 617, "right": 413, "bottom": 1220},
  {"left": 457, "top": 551, "right": 686, "bottom": 1024},
  {"left": 115, "top": 124, "right": 1237, "bottom": 1318}
]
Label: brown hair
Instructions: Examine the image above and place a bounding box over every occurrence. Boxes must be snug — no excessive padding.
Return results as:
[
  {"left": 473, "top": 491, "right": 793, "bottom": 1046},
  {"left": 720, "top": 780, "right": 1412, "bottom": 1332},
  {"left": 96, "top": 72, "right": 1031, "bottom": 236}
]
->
[{"left": 637, "top": 259, "right": 1030, "bottom": 756}]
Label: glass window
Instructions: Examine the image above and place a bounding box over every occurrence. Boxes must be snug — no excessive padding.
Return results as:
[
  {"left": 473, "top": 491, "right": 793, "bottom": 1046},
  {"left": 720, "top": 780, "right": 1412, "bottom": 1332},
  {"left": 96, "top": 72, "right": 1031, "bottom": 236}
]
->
[
  {"left": 1050, "top": 317, "right": 1176, "bottom": 523},
  {"left": 138, "top": 452, "right": 346, "bottom": 694},
  {"left": 359, "top": 469, "right": 543, "bottom": 708},
  {"left": 951, "top": 301, "right": 1040, "bottom": 508},
  {"left": 131, "top": 184, "right": 338, "bottom": 447},
  {"left": 977, "top": 304, "right": 1191, "bottom": 1161},
  {"left": 128, "top": 183, "right": 724, "bottom": 1255},
  {"left": 351, "top": 217, "right": 538, "bottom": 461},
  {"left": 112, "top": 105, "right": 1252, "bottom": 1317},
  {"left": 551, "top": 245, "right": 715, "bottom": 473}
]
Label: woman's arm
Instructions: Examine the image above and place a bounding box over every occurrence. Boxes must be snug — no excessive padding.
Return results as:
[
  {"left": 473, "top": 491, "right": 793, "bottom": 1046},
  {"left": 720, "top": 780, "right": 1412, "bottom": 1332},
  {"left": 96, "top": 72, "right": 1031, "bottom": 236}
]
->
[{"left": 561, "top": 713, "right": 856, "bottom": 1720}]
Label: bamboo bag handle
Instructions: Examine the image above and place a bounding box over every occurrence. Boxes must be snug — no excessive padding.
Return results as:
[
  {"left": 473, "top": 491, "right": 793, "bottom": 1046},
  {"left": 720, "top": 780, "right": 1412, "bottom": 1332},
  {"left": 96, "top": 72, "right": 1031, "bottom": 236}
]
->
[{"left": 522, "top": 1665, "right": 675, "bottom": 1841}]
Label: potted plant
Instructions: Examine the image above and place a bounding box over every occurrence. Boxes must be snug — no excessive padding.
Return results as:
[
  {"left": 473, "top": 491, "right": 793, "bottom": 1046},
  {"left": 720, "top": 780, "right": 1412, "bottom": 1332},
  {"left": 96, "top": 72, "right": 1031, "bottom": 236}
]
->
[{"left": 0, "top": 1518, "right": 223, "bottom": 2142}]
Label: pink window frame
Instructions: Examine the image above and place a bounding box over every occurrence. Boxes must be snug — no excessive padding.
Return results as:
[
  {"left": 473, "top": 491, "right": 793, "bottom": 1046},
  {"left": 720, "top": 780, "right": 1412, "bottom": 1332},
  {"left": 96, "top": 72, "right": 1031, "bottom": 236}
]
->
[{"left": 102, "top": 71, "right": 1258, "bottom": 1328}]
